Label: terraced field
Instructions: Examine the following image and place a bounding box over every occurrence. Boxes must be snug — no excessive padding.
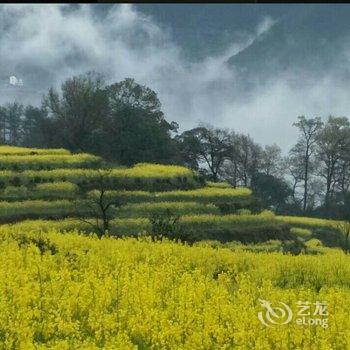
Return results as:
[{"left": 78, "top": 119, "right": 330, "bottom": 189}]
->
[
  {"left": 0, "top": 146, "right": 348, "bottom": 349},
  {"left": 0, "top": 146, "right": 345, "bottom": 250}
]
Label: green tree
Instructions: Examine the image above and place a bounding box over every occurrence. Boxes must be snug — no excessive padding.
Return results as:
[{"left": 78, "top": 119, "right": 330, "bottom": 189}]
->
[
  {"left": 177, "top": 124, "right": 232, "bottom": 182},
  {"left": 0, "top": 106, "right": 7, "bottom": 144},
  {"left": 261, "top": 144, "right": 284, "bottom": 178},
  {"left": 104, "top": 78, "right": 177, "bottom": 165},
  {"left": 43, "top": 72, "right": 109, "bottom": 152},
  {"left": 251, "top": 172, "right": 292, "bottom": 212},
  {"left": 107, "top": 78, "right": 163, "bottom": 116},
  {"left": 21, "top": 106, "right": 50, "bottom": 147},
  {"left": 316, "top": 116, "right": 350, "bottom": 211},
  {"left": 290, "top": 116, "right": 323, "bottom": 212},
  {"left": 5, "top": 103, "right": 23, "bottom": 145},
  {"left": 233, "top": 133, "right": 262, "bottom": 187}
]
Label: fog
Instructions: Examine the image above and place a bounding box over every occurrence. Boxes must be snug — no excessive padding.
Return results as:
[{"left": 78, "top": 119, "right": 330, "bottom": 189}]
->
[{"left": 1, "top": 4, "right": 350, "bottom": 151}]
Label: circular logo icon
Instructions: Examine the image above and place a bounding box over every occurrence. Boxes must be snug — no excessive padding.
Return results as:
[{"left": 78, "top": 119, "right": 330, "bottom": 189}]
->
[{"left": 258, "top": 298, "right": 293, "bottom": 326}]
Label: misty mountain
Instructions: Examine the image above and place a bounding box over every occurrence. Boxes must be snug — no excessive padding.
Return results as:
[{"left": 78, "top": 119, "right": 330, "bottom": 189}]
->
[
  {"left": 134, "top": 4, "right": 290, "bottom": 60},
  {"left": 2, "top": 4, "right": 350, "bottom": 150},
  {"left": 226, "top": 5, "right": 350, "bottom": 88}
]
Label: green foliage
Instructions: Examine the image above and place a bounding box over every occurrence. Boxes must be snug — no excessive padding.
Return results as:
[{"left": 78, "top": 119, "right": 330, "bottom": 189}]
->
[
  {"left": 305, "top": 238, "right": 323, "bottom": 248},
  {"left": 13, "top": 233, "right": 58, "bottom": 255},
  {"left": 281, "top": 239, "right": 305, "bottom": 255},
  {"left": 44, "top": 72, "right": 110, "bottom": 153},
  {"left": 89, "top": 189, "right": 154, "bottom": 204},
  {"left": 335, "top": 220, "right": 350, "bottom": 254},
  {"left": 278, "top": 215, "right": 345, "bottom": 247},
  {"left": 41, "top": 75, "right": 177, "bottom": 165},
  {"left": 290, "top": 227, "right": 312, "bottom": 240},
  {"left": 176, "top": 125, "right": 232, "bottom": 181},
  {"left": 251, "top": 172, "right": 292, "bottom": 212},
  {"left": 103, "top": 104, "right": 176, "bottom": 166},
  {"left": 148, "top": 209, "right": 182, "bottom": 241}
]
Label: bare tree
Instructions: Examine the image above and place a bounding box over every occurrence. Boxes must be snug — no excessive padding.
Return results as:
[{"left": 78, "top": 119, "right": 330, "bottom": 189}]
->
[
  {"left": 222, "top": 132, "right": 264, "bottom": 188},
  {"left": 261, "top": 144, "right": 284, "bottom": 178},
  {"left": 177, "top": 124, "right": 232, "bottom": 182},
  {"left": 77, "top": 169, "right": 121, "bottom": 238},
  {"left": 232, "top": 133, "right": 262, "bottom": 187},
  {"left": 284, "top": 155, "right": 303, "bottom": 207}
]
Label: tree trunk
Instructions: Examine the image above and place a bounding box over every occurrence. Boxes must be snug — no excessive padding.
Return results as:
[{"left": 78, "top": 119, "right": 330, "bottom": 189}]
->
[{"left": 303, "top": 148, "right": 309, "bottom": 212}]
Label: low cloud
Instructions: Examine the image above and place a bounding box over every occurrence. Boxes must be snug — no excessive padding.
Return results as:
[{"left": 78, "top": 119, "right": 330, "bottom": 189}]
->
[{"left": 0, "top": 4, "right": 349, "bottom": 152}]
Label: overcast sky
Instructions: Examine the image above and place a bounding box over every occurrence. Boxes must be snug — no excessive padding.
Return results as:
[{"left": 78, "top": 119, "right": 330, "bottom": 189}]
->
[{"left": 1, "top": 4, "right": 350, "bottom": 152}]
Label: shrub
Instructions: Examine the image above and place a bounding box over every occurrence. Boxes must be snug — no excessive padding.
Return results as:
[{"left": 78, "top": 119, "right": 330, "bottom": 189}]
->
[
  {"left": 278, "top": 215, "right": 346, "bottom": 247},
  {"left": 13, "top": 233, "right": 58, "bottom": 255},
  {"left": 306, "top": 238, "right": 323, "bottom": 248},
  {"left": 148, "top": 209, "right": 183, "bottom": 241},
  {"left": 290, "top": 227, "right": 312, "bottom": 240},
  {"left": 281, "top": 239, "right": 306, "bottom": 255},
  {"left": 312, "top": 227, "right": 344, "bottom": 247}
]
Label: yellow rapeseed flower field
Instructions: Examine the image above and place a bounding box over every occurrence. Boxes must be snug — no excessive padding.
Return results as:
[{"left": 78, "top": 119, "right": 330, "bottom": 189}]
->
[
  {"left": 0, "top": 154, "right": 102, "bottom": 170},
  {"left": 0, "top": 146, "right": 71, "bottom": 156},
  {"left": 277, "top": 215, "right": 340, "bottom": 230},
  {"left": 0, "top": 164, "right": 197, "bottom": 186},
  {"left": 0, "top": 228, "right": 348, "bottom": 349},
  {"left": 97, "top": 186, "right": 252, "bottom": 204}
]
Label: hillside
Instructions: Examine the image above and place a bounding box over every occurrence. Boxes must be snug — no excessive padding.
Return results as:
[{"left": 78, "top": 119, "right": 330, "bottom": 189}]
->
[
  {"left": 0, "top": 145, "right": 349, "bottom": 348},
  {"left": 227, "top": 5, "right": 350, "bottom": 87},
  {"left": 0, "top": 145, "right": 346, "bottom": 252}
]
